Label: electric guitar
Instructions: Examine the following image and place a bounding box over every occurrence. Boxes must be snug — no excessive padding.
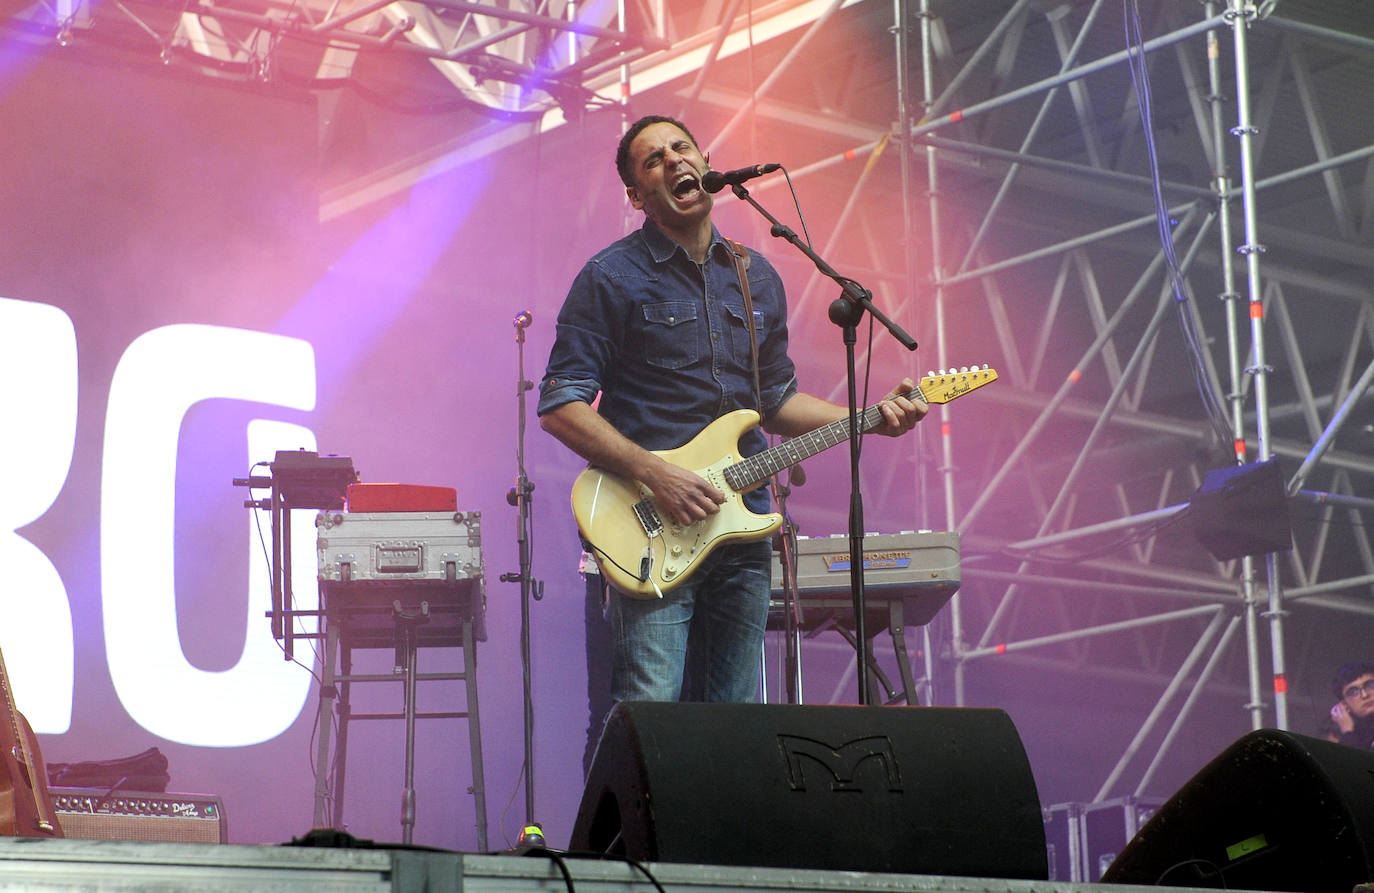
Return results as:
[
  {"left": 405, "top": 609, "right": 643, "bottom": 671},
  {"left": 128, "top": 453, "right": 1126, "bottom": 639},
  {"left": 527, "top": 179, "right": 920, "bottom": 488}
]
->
[{"left": 572, "top": 365, "right": 998, "bottom": 598}]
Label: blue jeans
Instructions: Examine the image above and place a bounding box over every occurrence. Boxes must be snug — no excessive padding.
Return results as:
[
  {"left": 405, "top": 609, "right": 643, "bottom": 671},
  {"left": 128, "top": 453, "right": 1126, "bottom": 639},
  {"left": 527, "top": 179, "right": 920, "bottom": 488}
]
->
[{"left": 609, "top": 539, "right": 772, "bottom": 704}]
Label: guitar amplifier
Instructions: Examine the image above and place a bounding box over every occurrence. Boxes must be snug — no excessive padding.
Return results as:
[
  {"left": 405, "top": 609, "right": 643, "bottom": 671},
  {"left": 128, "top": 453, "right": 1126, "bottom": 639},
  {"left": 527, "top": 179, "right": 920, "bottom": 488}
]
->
[{"left": 50, "top": 788, "right": 227, "bottom": 843}]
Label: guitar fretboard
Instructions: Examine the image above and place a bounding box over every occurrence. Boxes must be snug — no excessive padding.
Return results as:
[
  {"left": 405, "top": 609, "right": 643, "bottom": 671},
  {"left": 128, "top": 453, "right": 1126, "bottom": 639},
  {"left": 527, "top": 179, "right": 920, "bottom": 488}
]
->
[{"left": 722, "top": 388, "right": 922, "bottom": 492}]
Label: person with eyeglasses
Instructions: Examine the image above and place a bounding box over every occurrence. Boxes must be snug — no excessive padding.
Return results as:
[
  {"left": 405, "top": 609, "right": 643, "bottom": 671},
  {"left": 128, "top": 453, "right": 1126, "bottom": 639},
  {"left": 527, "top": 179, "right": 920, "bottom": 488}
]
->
[{"left": 1327, "top": 661, "right": 1374, "bottom": 749}]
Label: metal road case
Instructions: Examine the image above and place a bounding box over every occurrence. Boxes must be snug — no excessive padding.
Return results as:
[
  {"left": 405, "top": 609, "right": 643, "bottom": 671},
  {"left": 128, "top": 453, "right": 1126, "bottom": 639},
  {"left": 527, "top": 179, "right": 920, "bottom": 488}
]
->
[{"left": 316, "top": 509, "right": 485, "bottom": 646}]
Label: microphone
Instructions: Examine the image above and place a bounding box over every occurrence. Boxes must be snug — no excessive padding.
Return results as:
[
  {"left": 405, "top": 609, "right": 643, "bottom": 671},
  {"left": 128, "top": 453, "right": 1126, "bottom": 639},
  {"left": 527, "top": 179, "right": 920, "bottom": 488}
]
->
[
  {"left": 513, "top": 309, "right": 533, "bottom": 329},
  {"left": 702, "top": 163, "right": 781, "bottom": 194}
]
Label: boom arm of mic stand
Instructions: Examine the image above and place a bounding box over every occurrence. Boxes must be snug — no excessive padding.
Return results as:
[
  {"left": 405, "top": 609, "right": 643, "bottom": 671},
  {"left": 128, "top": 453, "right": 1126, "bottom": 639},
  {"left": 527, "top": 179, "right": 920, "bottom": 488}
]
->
[{"left": 728, "top": 183, "right": 918, "bottom": 351}]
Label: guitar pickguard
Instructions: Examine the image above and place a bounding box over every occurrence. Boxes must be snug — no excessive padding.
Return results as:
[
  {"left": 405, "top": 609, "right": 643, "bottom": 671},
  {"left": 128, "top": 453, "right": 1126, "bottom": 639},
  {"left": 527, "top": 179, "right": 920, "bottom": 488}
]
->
[
  {"left": 572, "top": 443, "right": 782, "bottom": 597},
  {"left": 654, "top": 457, "right": 779, "bottom": 586}
]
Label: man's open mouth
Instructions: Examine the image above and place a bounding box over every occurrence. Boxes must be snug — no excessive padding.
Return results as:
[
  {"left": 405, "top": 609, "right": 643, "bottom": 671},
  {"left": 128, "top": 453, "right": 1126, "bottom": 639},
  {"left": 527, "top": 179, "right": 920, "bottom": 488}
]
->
[{"left": 672, "top": 173, "right": 700, "bottom": 198}]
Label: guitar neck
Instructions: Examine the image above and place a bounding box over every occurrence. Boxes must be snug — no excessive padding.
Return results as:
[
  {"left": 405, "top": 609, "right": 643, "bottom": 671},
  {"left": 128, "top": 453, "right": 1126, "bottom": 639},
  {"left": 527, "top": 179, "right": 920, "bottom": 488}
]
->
[
  {"left": 725, "top": 387, "right": 919, "bottom": 492},
  {"left": 720, "top": 367, "right": 997, "bottom": 492}
]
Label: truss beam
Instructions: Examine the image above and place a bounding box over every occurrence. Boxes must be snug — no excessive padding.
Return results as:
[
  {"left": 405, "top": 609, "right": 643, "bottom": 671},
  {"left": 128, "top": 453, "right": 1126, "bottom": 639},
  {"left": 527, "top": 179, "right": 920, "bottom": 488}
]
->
[{"left": 905, "top": 0, "right": 1374, "bottom": 794}]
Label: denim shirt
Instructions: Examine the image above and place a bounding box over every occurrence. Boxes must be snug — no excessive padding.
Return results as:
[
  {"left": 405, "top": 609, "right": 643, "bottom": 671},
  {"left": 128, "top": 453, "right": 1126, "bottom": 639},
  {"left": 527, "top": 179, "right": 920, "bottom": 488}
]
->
[{"left": 539, "top": 219, "right": 798, "bottom": 512}]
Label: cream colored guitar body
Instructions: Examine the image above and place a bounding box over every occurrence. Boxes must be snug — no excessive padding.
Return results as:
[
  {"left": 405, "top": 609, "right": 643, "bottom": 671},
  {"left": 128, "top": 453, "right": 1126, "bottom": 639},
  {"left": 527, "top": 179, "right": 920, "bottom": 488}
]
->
[{"left": 571, "top": 410, "right": 781, "bottom": 599}]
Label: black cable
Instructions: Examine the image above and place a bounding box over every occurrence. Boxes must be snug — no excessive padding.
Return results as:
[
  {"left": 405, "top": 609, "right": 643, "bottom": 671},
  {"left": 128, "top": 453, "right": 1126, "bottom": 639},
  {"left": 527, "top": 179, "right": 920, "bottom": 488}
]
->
[
  {"left": 621, "top": 855, "right": 668, "bottom": 893},
  {"left": 776, "top": 169, "right": 878, "bottom": 457},
  {"left": 557, "top": 850, "right": 667, "bottom": 893},
  {"left": 245, "top": 461, "right": 341, "bottom": 822},
  {"left": 782, "top": 167, "right": 814, "bottom": 250},
  {"left": 583, "top": 539, "right": 648, "bottom": 584},
  {"left": 517, "top": 848, "right": 576, "bottom": 893},
  {"left": 498, "top": 760, "right": 528, "bottom": 849},
  {"left": 1156, "top": 856, "right": 1227, "bottom": 888},
  {"left": 1123, "top": 0, "right": 1234, "bottom": 456}
]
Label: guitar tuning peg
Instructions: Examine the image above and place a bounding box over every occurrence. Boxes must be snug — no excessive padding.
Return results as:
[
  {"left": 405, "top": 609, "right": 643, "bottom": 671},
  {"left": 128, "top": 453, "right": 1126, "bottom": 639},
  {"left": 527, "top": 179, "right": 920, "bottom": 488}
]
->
[
  {"left": 959, "top": 365, "right": 969, "bottom": 373},
  {"left": 926, "top": 371, "right": 935, "bottom": 378}
]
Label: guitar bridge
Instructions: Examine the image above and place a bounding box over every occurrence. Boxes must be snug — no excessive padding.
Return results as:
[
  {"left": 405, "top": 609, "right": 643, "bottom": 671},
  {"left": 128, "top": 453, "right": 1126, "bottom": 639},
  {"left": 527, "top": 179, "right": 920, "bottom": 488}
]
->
[{"left": 633, "top": 498, "right": 664, "bottom": 537}]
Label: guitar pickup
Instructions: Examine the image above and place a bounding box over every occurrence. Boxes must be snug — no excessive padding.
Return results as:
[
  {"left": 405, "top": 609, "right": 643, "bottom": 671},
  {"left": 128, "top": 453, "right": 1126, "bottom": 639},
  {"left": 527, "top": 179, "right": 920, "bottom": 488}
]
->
[{"left": 633, "top": 498, "right": 664, "bottom": 537}]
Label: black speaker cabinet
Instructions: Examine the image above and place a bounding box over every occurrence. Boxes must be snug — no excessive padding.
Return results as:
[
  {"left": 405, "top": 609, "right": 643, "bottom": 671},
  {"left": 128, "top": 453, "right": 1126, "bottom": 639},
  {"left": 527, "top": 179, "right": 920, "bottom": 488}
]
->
[
  {"left": 570, "top": 702, "right": 1047, "bottom": 879},
  {"left": 1189, "top": 459, "right": 1292, "bottom": 560},
  {"left": 1102, "top": 729, "right": 1374, "bottom": 891}
]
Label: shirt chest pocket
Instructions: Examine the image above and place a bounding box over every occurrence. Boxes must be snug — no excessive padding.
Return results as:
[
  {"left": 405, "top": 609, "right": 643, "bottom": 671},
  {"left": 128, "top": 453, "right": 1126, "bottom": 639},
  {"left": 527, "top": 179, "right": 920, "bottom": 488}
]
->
[
  {"left": 641, "top": 302, "right": 701, "bottom": 370},
  {"left": 723, "top": 302, "right": 765, "bottom": 359}
]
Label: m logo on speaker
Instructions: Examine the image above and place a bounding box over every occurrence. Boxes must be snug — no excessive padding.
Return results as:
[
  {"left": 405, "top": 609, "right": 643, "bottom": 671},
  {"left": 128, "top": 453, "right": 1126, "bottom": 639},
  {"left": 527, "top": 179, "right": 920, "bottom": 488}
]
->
[{"left": 776, "top": 734, "right": 903, "bottom": 793}]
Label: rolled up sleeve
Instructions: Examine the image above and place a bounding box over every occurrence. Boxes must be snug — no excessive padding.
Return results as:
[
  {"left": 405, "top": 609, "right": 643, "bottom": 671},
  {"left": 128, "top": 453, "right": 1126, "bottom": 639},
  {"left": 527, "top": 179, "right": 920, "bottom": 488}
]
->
[
  {"left": 538, "top": 370, "right": 600, "bottom": 416},
  {"left": 539, "top": 263, "right": 619, "bottom": 417}
]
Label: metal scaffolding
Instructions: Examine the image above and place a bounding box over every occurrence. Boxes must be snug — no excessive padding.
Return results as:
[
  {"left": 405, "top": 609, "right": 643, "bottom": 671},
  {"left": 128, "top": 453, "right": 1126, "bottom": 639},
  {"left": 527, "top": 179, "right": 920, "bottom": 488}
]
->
[
  {"left": 898, "top": 0, "right": 1374, "bottom": 802},
  {"left": 16, "top": 0, "right": 671, "bottom": 113}
]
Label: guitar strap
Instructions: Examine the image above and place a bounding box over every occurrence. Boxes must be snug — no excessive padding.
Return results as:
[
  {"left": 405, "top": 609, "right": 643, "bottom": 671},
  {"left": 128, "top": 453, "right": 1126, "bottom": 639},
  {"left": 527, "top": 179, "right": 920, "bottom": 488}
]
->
[{"left": 725, "top": 239, "right": 763, "bottom": 416}]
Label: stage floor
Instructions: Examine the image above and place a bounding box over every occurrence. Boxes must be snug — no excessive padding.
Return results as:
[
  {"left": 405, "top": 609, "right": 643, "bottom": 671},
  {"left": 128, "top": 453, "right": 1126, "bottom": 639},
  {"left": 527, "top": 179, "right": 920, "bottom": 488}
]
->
[{"left": 0, "top": 837, "right": 1244, "bottom": 892}]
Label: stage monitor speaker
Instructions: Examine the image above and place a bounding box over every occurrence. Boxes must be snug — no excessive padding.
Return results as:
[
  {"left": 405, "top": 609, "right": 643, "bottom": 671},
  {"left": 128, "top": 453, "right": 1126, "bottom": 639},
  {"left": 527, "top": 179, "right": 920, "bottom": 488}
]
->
[
  {"left": 1101, "top": 729, "right": 1374, "bottom": 891},
  {"left": 1188, "top": 458, "right": 1292, "bottom": 560},
  {"left": 569, "top": 702, "right": 1047, "bottom": 879},
  {"left": 50, "top": 787, "right": 227, "bottom": 844}
]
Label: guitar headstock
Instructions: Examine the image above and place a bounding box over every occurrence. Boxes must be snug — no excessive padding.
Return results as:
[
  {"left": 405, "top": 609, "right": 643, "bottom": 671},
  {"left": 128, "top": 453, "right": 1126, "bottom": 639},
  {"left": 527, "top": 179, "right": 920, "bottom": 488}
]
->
[{"left": 919, "top": 365, "right": 999, "bottom": 405}]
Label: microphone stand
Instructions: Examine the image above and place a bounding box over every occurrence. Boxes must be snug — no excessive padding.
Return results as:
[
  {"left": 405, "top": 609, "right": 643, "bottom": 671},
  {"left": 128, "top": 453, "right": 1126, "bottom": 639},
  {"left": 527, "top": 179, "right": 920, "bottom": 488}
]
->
[
  {"left": 730, "top": 181, "right": 917, "bottom": 706},
  {"left": 501, "top": 312, "right": 544, "bottom": 846},
  {"left": 772, "top": 468, "right": 804, "bottom": 703}
]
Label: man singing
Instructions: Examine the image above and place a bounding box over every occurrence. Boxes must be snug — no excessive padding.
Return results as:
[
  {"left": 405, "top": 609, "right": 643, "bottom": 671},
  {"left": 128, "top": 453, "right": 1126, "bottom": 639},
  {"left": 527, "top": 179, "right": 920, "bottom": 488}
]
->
[{"left": 538, "top": 115, "right": 925, "bottom": 728}]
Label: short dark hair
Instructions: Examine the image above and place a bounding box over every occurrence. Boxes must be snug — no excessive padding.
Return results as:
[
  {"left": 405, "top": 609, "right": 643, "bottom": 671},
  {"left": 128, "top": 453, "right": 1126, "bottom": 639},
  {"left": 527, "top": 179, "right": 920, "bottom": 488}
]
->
[
  {"left": 1333, "top": 661, "right": 1374, "bottom": 700},
  {"left": 615, "top": 115, "right": 701, "bottom": 188}
]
